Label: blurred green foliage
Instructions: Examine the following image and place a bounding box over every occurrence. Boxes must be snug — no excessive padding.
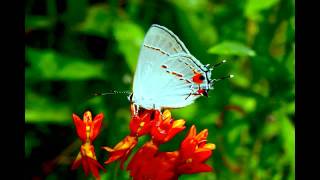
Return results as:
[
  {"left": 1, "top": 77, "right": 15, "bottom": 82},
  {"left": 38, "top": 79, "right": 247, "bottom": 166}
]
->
[{"left": 25, "top": 0, "right": 294, "bottom": 179}]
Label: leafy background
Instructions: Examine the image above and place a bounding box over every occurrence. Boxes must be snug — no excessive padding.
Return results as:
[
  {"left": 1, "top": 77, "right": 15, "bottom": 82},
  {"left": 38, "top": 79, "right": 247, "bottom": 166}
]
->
[{"left": 25, "top": 0, "right": 295, "bottom": 179}]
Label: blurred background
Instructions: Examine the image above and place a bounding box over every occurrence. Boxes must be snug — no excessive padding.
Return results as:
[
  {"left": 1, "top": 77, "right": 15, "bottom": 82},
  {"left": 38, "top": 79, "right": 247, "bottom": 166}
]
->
[{"left": 25, "top": 0, "right": 295, "bottom": 179}]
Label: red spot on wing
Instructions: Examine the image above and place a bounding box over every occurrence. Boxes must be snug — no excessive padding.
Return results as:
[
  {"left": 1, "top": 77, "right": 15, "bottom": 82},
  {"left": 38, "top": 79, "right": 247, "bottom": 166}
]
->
[
  {"left": 197, "top": 89, "right": 205, "bottom": 94},
  {"left": 192, "top": 73, "right": 204, "bottom": 85},
  {"left": 197, "top": 89, "right": 208, "bottom": 96}
]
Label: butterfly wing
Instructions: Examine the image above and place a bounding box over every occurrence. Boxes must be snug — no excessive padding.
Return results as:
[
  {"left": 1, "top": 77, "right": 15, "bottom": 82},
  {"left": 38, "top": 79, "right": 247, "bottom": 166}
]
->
[
  {"left": 132, "top": 24, "right": 191, "bottom": 109},
  {"left": 153, "top": 53, "right": 212, "bottom": 109},
  {"left": 142, "top": 24, "right": 190, "bottom": 55},
  {"left": 132, "top": 24, "right": 212, "bottom": 110}
]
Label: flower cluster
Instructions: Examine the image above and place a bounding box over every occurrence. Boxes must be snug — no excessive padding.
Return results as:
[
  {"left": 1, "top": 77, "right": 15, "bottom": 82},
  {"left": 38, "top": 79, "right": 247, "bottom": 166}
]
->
[
  {"left": 126, "top": 125, "right": 215, "bottom": 179},
  {"left": 103, "top": 105, "right": 215, "bottom": 179},
  {"left": 71, "top": 105, "right": 215, "bottom": 179}
]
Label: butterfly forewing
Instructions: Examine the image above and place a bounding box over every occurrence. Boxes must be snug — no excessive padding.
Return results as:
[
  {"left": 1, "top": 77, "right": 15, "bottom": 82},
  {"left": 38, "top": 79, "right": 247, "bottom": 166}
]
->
[{"left": 143, "top": 24, "right": 190, "bottom": 55}]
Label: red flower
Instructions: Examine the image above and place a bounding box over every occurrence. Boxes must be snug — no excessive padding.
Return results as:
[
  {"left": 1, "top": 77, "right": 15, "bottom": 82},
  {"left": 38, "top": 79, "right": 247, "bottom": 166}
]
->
[
  {"left": 71, "top": 111, "right": 105, "bottom": 179},
  {"left": 176, "top": 125, "right": 216, "bottom": 174},
  {"left": 71, "top": 144, "right": 105, "bottom": 179},
  {"left": 129, "top": 107, "right": 157, "bottom": 137},
  {"left": 72, "top": 111, "right": 103, "bottom": 143},
  {"left": 126, "top": 124, "right": 215, "bottom": 179},
  {"left": 71, "top": 109, "right": 215, "bottom": 179},
  {"left": 127, "top": 141, "right": 179, "bottom": 180},
  {"left": 102, "top": 135, "right": 138, "bottom": 169},
  {"left": 126, "top": 110, "right": 215, "bottom": 179},
  {"left": 150, "top": 110, "right": 186, "bottom": 144}
]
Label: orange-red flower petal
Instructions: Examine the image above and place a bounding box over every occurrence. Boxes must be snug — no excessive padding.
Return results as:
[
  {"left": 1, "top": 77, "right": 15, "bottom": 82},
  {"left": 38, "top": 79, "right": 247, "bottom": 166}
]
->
[
  {"left": 150, "top": 110, "right": 186, "bottom": 144},
  {"left": 127, "top": 141, "right": 179, "bottom": 180},
  {"left": 127, "top": 141, "right": 158, "bottom": 177},
  {"left": 72, "top": 114, "right": 87, "bottom": 142},
  {"left": 177, "top": 163, "right": 212, "bottom": 174},
  {"left": 71, "top": 144, "right": 105, "bottom": 179},
  {"left": 90, "top": 113, "right": 104, "bottom": 141},
  {"left": 129, "top": 110, "right": 158, "bottom": 137},
  {"left": 103, "top": 135, "right": 138, "bottom": 169},
  {"left": 72, "top": 111, "right": 104, "bottom": 143},
  {"left": 177, "top": 125, "right": 215, "bottom": 175}
]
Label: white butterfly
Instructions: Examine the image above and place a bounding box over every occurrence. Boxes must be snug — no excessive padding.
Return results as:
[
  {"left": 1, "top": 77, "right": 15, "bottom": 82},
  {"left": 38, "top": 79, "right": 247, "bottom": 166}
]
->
[{"left": 130, "top": 24, "right": 229, "bottom": 112}]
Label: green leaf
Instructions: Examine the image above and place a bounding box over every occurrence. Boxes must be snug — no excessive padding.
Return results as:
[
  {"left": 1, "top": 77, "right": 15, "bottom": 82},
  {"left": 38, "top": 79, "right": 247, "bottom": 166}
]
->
[
  {"left": 278, "top": 112, "right": 295, "bottom": 168},
  {"left": 25, "top": 93, "right": 72, "bottom": 124},
  {"left": 171, "top": 0, "right": 208, "bottom": 12},
  {"left": 75, "top": 4, "right": 112, "bottom": 38},
  {"left": 26, "top": 48, "right": 106, "bottom": 80},
  {"left": 230, "top": 71, "right": 250, "bottom": 89},
  {"left": 245, "top": 0, "right": 280, "bottom": 21},
  {"left": 262, "top": 118, "right": 280, "bottom": 139},
  {"left": 183, "top": 13, "right": 218, "bottom": 46},
  {"left": 113, "top": 21, "right": 144, "bottom": 72},
  {"left": 180, "top": 173, "right": 216, "bottom": 180},
  {"left": 227, "top": 124, "right": 248, "bottom": 144},
  {"left": 208, "top": 41, "right": 256, "bottom": 57},
  {"left": 171, "top": 103, "right": 197, "bottom": 121},
  {"left": 25, "top": 16, "right": 55, "bottom": 31},
  {"left": 230, "top": 95, "right": 256, "bottom": 113}
]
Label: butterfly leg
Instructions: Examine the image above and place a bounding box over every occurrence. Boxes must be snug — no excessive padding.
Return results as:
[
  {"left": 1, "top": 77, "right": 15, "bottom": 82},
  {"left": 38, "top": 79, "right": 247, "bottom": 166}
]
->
[
  {"left": 132, "top": 104, "right": 139, "bottom": 116},
  {"left": 185, "top": 93, "right": 192, "bottom": 100}
]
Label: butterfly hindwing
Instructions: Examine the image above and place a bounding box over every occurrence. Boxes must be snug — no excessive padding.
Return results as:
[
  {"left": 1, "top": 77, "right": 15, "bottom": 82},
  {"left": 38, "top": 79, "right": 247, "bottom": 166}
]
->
[{"left": 153, "top": 53, "right": 211, "bottom": 108}]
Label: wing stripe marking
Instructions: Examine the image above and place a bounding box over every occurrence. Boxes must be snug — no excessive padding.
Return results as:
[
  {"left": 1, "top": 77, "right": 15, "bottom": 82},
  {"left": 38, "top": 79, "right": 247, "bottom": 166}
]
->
[{"left": 143, "top": 44, "right": 170, "bottom": 56}]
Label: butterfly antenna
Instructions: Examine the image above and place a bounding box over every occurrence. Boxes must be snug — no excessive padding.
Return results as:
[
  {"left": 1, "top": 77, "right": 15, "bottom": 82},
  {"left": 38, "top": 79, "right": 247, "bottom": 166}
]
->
[
  {"left": 209, "top": 60, "right": 227, "bottom": 71},
  {"left": 211, "top": 74, "right": 234, "bottom": 83},
  {"left": 93, "top": 90, "right": 131, "bottom": 97}
]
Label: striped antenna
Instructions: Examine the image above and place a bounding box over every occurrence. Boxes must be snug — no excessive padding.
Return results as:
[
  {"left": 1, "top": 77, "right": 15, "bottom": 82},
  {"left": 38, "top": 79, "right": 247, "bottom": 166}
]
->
[
  {"left": 93, "top": 90, "right": 131, "bottom": 96},
  {"left": 209, "top": 60, "right": 227, "bottom": 71},
  {"left": 210, "top": 74, "right": 234, "bottom": 84}
]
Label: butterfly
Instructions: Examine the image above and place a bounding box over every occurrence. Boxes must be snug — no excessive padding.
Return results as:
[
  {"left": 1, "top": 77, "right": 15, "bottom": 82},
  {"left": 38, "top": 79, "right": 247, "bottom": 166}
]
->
[{"left": 129, "top": 24, "right": 231, "bottom": 112}]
